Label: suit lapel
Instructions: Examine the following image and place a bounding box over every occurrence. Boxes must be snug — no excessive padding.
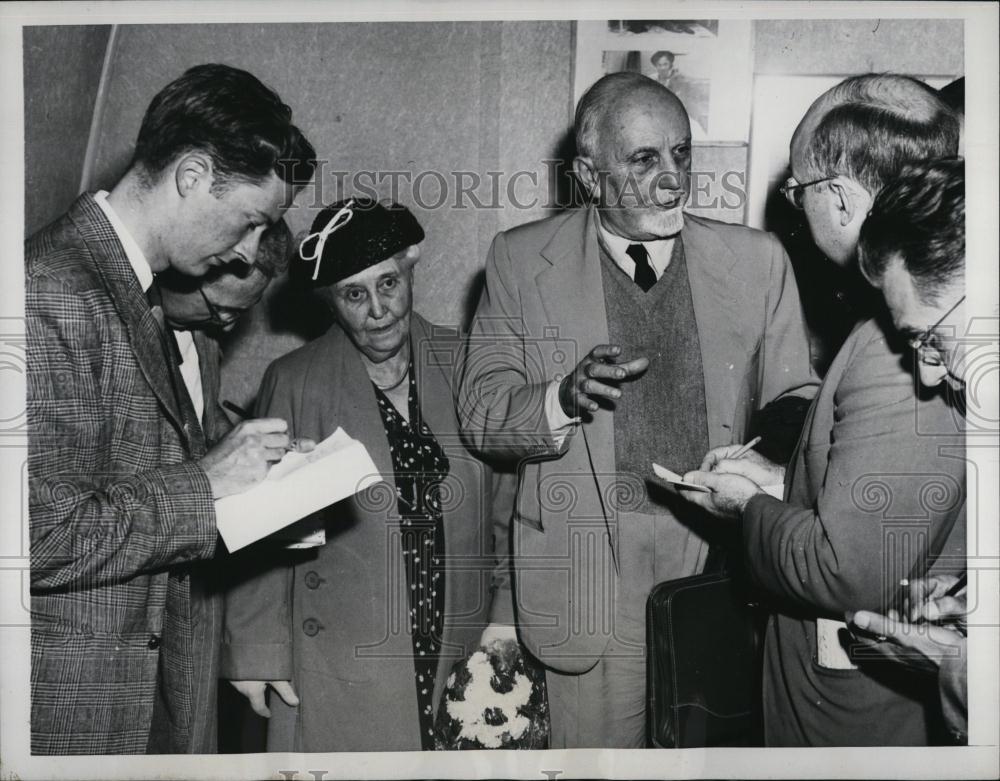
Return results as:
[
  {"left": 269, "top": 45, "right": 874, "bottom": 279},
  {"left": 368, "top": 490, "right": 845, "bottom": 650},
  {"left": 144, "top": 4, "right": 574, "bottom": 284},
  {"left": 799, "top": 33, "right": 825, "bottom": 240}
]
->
[
  {"left": 193, "top": 330, "right": 225, "bottom": 444},
  {"left": 536, "top": 208, "right": 619, "bottom": 562},
  {"left": 683, "top": 215, "right": 757, "bottom": 449},
  {"left": 69, "top": 195, "right": 198, "bottom": 451},
  {"left": 408, "top": 315, "right": 458, "bottom": 444},
  {"left": 304, "top": 326, "right": 395, "bottom": 481},
  {"left": 783, "top": 389, "right": 820, "bottom": 501},
  {"left": 536, "top": 209, "right": 614, "bottom": 478},
  {"left": 536, "top": 208, "right": 611, "bottom": 352}
]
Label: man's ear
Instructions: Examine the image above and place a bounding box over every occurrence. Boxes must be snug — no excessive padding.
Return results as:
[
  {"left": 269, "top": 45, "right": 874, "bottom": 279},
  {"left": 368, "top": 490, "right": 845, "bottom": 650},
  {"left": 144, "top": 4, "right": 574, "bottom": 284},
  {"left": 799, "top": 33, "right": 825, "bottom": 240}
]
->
[
  {"left": 829, "top": 177, "right": 872, "bottom": 228},
  {"left": 572, "top": 156, "right": 600, "bottom": 202},
  {"left": 174, "top": 152, "right": 213, "bottom": 198}
]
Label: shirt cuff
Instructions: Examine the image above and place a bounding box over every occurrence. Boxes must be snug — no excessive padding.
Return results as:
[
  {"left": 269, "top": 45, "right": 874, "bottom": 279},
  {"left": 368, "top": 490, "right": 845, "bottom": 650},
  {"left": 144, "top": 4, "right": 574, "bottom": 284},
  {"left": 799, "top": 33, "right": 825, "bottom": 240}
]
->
[
  {"left": 763, "top": 483, "right": 785, "bottom": 500},
  {"left": 545, "top": 379, "right": 581, "bottom": 449}
]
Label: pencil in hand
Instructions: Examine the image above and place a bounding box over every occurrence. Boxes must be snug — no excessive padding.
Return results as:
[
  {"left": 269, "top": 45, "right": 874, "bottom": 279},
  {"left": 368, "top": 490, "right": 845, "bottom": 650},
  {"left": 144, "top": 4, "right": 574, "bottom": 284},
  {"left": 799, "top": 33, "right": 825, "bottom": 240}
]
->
[
  {"left": 223, "top": 400, "right": 251, "bottom": 420},
  {"left": 730, "top": 435, "right": 762, "bottom": 460}
]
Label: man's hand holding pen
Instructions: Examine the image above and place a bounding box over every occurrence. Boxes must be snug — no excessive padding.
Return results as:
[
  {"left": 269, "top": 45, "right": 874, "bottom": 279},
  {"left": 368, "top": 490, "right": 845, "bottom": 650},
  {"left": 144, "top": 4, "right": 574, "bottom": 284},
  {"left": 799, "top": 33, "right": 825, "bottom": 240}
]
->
[
  {"left": 846, "top": 574, "right": 968, "bottom": 674},
  {"left": 676, "top": 437, "right": 779, "bottom": 520},
  {"left": 223, "top": 399, "right": 314, "bottom": 454},
  {"left": 905, "top": 573, "right": 968, "bottom": 628},
  {"left": 696, "top": 438, "right": 785, "bottom": 486},
  {"left": 201, "top": 401, "right": 316, "bottom": 499}
]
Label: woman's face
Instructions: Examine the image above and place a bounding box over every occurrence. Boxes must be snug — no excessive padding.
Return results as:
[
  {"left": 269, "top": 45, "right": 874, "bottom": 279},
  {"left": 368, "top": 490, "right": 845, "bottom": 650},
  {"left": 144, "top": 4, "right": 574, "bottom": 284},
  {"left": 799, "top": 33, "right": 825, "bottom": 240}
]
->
[{"left": 329, "top": 254, "right": 413, "bottom": 363}]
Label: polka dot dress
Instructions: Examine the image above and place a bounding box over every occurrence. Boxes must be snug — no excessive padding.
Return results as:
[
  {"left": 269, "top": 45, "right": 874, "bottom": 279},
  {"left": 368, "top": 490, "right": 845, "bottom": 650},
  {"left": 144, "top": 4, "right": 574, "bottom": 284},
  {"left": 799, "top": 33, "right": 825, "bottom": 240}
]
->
[{"left": 373, "top": 361, "right": 449, "bottom": 750}]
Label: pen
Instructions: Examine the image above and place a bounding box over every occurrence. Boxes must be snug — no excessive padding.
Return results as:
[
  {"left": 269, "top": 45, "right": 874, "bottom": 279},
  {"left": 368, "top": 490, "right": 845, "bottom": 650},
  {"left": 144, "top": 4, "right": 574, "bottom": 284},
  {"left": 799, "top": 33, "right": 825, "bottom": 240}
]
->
[
  {"left": 946, "top": 572, "right": 969, "bottom": 637},
  {"left": 943, "top": 571, "right": 967, "bottom": 599},
  {"left": 224, "top": 399, "right": 304, "bottom": 453},
  {"left": 223, "top": 400, "right": 251, "bottom": 419},
  {"left": 900, "top": 573, "right": 968, "bottom": 628},
  {"left": 898, "top": 577, "right": 911, "bottom": 620},
  {"left": 730, "top": 435, "right": 762, "bottom": 460}
]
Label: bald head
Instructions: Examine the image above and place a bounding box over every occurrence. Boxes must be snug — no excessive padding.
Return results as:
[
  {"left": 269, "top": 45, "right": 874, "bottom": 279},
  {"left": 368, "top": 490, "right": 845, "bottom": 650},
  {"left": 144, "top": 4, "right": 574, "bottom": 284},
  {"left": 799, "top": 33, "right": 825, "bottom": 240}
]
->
[
  {"left": 791, "top": 74, "right": 959, "bottom": 196},
  {"left": 575, "top": 72, "right": 689, "bottom": 161}
]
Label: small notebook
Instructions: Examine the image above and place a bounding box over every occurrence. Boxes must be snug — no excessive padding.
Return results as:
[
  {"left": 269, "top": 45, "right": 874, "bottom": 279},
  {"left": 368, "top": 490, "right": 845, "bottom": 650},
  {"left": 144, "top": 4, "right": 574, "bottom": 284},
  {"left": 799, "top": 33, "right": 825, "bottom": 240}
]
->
[
  {"left": 215, "top": 427, "right": 382, "bottom": 552},
  {"left": 651, "top": 462, "right": 711, "bottom": 493}
]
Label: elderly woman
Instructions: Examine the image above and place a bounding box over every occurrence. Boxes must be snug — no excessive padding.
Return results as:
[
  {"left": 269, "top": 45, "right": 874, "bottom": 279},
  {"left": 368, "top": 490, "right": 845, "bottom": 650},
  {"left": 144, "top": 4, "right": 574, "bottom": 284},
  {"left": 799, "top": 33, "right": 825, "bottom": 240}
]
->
[{"left": 221, "top": 199, "right": 512, "bottom": 751}]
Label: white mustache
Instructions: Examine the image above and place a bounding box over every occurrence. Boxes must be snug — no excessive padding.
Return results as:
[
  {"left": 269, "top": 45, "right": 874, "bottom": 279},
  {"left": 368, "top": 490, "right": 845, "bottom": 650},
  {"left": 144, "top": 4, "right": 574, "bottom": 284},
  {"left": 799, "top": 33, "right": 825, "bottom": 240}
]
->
[{"left": 654, "top": 192, "right": 685, "bottom": 209}]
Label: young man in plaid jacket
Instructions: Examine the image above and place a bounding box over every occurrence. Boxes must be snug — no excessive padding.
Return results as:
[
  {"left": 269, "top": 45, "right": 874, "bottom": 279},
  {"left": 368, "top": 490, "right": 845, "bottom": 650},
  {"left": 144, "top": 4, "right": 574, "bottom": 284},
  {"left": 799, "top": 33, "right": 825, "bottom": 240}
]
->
[{"left": 26, "top": 64, "right": 314, "bottom": 754}]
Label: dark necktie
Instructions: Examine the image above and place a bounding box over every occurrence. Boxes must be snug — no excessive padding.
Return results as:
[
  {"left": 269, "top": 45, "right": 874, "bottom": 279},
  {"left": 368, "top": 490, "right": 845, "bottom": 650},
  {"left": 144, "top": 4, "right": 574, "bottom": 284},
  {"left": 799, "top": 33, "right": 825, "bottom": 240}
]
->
[
  {"left": 626, "top": 243, "right": 657, "bottom": 292},
  {"left": 146, "top": 280, "right": 184, "bottom": 368},
  {"left": 146, "top": 279, "right": 204, "bottom": 450}
]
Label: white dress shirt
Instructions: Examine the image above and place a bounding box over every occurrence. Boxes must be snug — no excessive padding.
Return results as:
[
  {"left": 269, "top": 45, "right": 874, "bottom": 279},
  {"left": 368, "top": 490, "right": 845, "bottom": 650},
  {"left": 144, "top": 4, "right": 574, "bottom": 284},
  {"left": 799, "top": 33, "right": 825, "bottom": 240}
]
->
[
  {"left": 595, "top": 217, "right": 676, "bottom": 281},
  {"left": 93, "top": 191, "right": 154, "bottom": 292},
  {"left": 173, "top": 329, "right": 205, "bottom": 424}
]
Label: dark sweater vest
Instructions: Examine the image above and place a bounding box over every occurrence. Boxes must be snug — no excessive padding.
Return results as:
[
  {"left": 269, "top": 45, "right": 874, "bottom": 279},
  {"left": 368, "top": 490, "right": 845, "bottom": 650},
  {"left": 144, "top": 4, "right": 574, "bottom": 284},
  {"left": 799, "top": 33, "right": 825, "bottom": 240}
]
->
[{"left": 598, "top": 238, "right": 709, "bottom": 515}]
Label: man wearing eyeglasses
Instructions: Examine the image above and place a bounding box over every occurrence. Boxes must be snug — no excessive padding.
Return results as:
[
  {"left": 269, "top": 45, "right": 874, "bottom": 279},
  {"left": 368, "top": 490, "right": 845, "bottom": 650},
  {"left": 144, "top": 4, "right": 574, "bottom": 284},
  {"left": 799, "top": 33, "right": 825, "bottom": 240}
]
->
[
  {"left": 26, "top": 64, "right": 315, "bottom": 754},
  {"left": 846, "top": 157, "right": 971, "bottom": 745},
  {"left": 678, "top": 75, "right": 965, "bottom": 746},
  {"left": 858, "top": 159, "right": 968, "bottom": 394},
  {"left": 159, "top": 219, "right": 292, "bottom": 445}
]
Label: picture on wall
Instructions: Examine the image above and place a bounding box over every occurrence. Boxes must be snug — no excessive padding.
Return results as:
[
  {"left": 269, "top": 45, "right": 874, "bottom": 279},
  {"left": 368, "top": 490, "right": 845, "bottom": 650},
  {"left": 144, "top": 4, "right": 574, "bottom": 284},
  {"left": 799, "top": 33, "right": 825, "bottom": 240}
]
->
[{"left": 575, "top": 19, "right": 754, "bottom": 143}]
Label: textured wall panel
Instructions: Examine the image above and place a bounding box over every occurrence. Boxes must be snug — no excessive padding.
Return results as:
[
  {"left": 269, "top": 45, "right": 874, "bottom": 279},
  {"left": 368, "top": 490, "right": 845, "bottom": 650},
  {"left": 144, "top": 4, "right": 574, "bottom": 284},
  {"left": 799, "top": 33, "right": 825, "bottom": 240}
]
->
[
  {"left": 84, "top": 21, "right": 574, "bottom": 405},
  {"left": 27, "top": 18, "right": 963, "bottom": 408},
  {"left": 23, "top": 25, "right": 111, "bottom": 235},
  {"left": 755, "top": 19, "right": 963, "bottom": 75}
]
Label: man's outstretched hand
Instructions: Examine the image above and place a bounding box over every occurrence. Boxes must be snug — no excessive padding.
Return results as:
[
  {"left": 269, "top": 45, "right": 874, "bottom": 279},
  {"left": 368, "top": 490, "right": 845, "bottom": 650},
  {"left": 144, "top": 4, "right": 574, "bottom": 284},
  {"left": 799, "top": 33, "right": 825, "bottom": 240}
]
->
[{"left": 558, "top": 344, "right": 649, "bottom": 416}]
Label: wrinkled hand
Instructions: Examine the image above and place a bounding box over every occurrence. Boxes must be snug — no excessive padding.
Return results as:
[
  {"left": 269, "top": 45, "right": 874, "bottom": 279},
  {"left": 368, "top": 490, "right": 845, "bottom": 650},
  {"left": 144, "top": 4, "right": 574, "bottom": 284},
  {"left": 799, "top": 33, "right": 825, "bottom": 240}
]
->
[
  {"left": 677, "top": 470, "right": 764, "bottom": 520},
  {"left": 906, "top": 575, "right": 967, "bottom": 624},
  {"left": 847, "top": 609, "right": 965, "bottom": 675},
  {"left": 699, "top": 444, "right": 785, "bottom": 486},
  {"left": 200, "top": 418, "right": 316, "bottom": 499},
  {"left": 558, "top": 344, "right": 649, "bottom": 416},
  {"left": 229, "top": 679, "right": 300, "bottom": 718}
]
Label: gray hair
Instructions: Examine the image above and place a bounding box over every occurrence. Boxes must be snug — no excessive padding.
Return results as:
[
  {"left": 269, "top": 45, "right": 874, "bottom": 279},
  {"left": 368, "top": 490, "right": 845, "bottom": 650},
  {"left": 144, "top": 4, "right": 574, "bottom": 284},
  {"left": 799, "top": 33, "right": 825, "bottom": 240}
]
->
[
  {"left": 255, "top": 218, "right": 293, "bottom": 278},
  {"left": 574, "top": 71, "right": 673, "bottom": 159},
  {"left": 801, "top": 74, "right": 959, "bottom": 195}
]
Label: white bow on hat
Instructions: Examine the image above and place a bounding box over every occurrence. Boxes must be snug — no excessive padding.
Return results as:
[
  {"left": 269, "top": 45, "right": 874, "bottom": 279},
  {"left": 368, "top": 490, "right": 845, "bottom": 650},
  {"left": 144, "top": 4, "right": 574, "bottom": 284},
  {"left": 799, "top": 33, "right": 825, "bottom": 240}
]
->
[{"left": 299, "top": 198, "right": 356, "bottom": 281}]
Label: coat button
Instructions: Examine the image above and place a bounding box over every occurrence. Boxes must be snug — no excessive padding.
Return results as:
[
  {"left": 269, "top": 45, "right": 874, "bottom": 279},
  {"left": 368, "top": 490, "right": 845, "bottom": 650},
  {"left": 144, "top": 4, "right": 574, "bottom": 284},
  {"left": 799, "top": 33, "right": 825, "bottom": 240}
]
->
[
  {"left": 302, "top": 618, "right": 324, "bottom": 637},
  {"left": 147, "top": 634, "right": 161, "bottom": 650},
  {"left": 304, "top": 571, "right": 324, "bottom": 589}
]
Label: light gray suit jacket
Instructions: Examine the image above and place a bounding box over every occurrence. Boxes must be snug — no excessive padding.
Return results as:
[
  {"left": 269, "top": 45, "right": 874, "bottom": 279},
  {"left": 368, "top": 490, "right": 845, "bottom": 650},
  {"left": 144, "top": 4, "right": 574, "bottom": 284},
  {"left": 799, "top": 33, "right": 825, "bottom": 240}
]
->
[
  {"left": 458, "top": 207, "right": 819, "bottom": 673},
  {"left": 743, "top": 316, "right": 966, "bottom": 745}
]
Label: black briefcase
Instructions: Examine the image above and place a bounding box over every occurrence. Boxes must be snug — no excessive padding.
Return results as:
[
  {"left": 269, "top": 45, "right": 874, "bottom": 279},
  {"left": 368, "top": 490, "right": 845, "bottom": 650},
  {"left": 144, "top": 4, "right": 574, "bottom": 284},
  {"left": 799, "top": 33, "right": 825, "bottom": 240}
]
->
[{"left": 646, "top": 569, "right": 766, "bottom": 748}]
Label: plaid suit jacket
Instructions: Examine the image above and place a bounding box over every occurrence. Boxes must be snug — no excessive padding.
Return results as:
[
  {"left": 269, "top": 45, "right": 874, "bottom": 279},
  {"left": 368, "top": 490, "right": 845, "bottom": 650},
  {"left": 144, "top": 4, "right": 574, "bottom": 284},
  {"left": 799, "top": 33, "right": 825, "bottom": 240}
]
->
[{"left": 27, "top": 194, "right": 218, "bottom": 754}]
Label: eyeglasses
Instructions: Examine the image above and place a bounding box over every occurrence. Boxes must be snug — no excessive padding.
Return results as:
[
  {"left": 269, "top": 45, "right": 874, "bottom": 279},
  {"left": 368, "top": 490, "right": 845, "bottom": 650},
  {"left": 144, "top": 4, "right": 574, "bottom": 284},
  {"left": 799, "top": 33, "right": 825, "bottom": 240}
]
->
[
  {"left": 199, "top": 286, "right": 237, "bottom": 329},
  {"left": 908, "top": 294, "right": 966, "bottom": 367},
  {"left": 779, "top": 176, "right": 835, "bottom": 210},
  {"left": 216, "top": 258, "right": 273, "bottom": 281}
]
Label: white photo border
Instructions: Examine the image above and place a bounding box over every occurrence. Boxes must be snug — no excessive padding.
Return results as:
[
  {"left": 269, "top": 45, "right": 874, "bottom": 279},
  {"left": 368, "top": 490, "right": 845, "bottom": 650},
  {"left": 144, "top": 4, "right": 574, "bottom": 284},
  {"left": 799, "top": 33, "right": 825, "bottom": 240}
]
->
[{"left": 1, "top": 2, "right": 997, "bottom": 780}]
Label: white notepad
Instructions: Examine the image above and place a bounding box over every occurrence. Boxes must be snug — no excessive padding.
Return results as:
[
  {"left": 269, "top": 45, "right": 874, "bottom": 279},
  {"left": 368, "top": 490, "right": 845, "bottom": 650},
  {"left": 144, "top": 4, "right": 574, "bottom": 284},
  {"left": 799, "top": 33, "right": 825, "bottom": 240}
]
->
[
  {"left": 215, "top": 427, "right": 382, "bottom": 552},
  {"left": 651, "top": 462, "right": 711, "bottom": 493}
]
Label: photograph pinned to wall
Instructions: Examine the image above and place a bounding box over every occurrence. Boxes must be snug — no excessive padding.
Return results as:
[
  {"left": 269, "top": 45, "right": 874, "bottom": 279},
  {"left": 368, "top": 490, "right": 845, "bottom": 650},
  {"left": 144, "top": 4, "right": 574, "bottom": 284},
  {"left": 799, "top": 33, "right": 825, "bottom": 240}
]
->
[{"left": 574, "top": 19, "right": 754, "bottom": 143}]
